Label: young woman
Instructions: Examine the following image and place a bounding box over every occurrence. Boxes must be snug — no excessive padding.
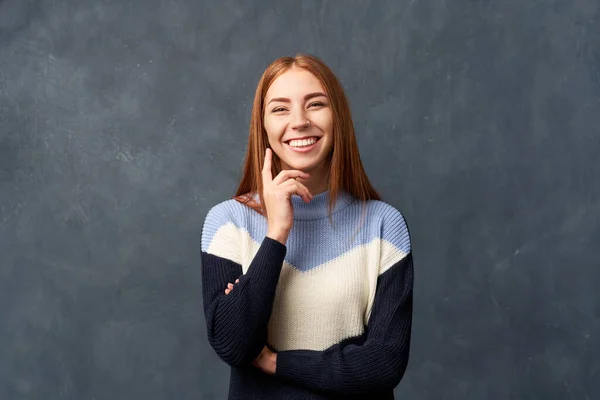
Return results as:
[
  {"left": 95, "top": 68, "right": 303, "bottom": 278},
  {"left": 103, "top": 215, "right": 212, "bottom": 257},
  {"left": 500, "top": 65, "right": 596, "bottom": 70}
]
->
[{"left": 200, "top": 53, "right": 414, "bottom": 399}]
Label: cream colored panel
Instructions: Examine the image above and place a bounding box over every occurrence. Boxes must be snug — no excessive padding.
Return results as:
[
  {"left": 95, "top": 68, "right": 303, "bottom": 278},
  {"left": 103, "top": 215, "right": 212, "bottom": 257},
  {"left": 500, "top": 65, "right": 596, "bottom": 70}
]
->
[
  {"left": 206, "top": 222, "right": 242, "bottom": 265},
  {"left": 267, "top": 240, "right": 384, "bottom": 351},
  {"left": 212, "top": 225, "right": 408, "bottom": 351}
]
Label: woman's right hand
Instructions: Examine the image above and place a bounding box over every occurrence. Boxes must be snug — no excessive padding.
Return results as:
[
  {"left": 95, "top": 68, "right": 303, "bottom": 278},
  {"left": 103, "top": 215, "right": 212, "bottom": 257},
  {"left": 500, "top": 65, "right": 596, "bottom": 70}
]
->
[{"left": 262, "top": 148, "right": 313, "bottom": 243}]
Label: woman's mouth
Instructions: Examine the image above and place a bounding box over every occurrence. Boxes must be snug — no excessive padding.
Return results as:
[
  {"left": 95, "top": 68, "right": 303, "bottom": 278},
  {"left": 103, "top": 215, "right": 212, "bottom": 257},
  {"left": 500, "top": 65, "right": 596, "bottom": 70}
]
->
[{"left": 284, "top": 136, "right": 321, "bottom": 153}]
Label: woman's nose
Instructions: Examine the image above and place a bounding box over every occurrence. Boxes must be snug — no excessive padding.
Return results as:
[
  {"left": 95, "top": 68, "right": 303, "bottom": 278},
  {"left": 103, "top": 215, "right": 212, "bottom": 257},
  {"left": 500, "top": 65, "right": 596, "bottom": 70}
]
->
[
  {"left": 291, "top": 112, "right": 310, "bottom": 130},
  {"left": 291, "top": 121, "right": 309, "bottom": 130}
]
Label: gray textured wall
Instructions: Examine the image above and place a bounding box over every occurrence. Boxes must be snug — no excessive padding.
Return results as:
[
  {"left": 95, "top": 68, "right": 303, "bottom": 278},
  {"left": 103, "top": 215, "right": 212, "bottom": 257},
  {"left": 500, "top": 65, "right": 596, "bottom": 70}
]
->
[{"left": 1, "top": 0, "right": 599, "bottom": 398}]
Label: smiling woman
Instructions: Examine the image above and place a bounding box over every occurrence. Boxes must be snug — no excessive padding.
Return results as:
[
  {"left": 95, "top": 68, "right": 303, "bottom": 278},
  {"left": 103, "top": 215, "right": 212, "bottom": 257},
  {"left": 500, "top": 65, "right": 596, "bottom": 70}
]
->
[
  {"left": 263, "top": 74, "right": 333, "bottom": 195},
  {"left": 200, "top": 53, "right": 414, "bottom": 399},
  {"left": 233, "top": 53, "right": 381, "bottom": 216}
]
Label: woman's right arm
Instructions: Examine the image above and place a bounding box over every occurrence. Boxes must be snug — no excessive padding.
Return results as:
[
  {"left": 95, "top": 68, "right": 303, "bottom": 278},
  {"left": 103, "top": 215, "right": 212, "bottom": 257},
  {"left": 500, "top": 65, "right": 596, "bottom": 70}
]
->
[
  {"left": 201, "top": 205, "right": 287, "bottom": 367},
  {"left": 202, "top": 148, "right": 313, "bottom": 367}
]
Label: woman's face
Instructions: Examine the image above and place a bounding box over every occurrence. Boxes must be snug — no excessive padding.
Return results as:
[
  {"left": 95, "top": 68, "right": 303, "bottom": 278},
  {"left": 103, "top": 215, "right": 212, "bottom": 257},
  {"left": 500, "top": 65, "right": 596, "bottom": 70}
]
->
[{"left": 263, "top": 68, "right": 334, "bottom": 175}]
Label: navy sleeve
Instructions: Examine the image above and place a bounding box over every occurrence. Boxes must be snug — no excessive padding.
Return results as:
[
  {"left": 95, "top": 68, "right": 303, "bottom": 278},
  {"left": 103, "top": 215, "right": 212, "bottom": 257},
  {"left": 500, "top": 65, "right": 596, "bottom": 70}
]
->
[{"left": 201, "top": 205, "right": 286, "bottom": 367}]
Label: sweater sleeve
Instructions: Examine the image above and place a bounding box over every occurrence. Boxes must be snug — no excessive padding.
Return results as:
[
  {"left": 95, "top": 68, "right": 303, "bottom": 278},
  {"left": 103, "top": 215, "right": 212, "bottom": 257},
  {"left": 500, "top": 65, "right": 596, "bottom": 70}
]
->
[
  {"left": 274, "top": 208, "right": 414, "bottom": 395},
  {"left": 201, "top": 203, "right": 286, "bottom": 367}
]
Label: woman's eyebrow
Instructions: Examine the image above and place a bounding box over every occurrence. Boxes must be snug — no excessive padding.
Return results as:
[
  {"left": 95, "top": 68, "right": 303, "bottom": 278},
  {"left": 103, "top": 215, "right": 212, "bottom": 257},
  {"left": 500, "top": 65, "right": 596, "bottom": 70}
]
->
[{"left": 267, "top": 92, "right": 327, "bottom": 105}]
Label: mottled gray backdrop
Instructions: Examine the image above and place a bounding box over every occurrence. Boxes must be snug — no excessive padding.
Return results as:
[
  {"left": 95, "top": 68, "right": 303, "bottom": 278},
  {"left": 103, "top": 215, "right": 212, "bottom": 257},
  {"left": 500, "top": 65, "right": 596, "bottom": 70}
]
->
[{"left": 1, "top": 0, "right": 599, "bottom": 398}]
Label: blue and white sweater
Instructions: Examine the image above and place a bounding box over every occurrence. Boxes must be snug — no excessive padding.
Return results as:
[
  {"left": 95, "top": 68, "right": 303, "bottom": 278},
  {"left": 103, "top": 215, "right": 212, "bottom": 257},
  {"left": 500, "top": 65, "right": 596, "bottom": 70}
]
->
[{"left": 200, "top": 189, "right": 414, "bottom": 399}]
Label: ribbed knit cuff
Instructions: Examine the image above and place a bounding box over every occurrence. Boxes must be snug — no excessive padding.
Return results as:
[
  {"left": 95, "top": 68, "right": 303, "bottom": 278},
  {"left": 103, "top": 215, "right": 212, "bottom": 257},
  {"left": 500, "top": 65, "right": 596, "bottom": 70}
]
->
[
  {"left": 274, "top": 350, "right": 296, "bottom": 379},
  {"left": 245, "top": 236, "right": 287, "bottom": 288},
  {"left": 275, "top": 350, "right": 322, "bottom": 385}
]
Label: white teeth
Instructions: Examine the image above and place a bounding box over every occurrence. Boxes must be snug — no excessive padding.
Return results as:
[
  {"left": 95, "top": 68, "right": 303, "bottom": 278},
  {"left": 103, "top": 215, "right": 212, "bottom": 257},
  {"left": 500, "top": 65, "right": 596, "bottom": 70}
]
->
[{"left": 289, "top": 137, "right": 317, "bottom": 147}]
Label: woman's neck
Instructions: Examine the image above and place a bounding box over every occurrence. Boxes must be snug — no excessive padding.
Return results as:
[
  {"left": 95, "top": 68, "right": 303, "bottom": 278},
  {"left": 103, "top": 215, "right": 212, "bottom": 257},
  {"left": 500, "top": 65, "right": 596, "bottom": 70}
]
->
[{"left": 298, "top": 177, "right": 328, "bottom": 196}]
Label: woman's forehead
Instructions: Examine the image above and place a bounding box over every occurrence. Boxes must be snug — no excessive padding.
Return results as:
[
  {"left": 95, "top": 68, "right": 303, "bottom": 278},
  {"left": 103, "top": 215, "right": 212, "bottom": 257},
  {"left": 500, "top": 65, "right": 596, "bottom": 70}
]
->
[{"left": 266, "top": 69, "right": 325, "bottom": 100}]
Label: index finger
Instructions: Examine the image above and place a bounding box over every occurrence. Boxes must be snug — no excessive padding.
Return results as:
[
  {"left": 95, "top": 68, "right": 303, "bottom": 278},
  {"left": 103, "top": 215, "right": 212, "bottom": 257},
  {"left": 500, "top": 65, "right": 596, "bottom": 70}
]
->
[{"left": 262, "top": 148, "right": 272, "bottom": 183}]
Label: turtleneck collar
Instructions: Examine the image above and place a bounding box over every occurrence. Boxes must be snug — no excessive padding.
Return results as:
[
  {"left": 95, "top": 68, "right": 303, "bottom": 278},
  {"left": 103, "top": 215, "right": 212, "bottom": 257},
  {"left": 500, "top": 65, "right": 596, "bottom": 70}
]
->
[
  {"left": 290, "top": 189, "right": 355, "bottom": 220},
  {"left": 253, "top": 189, "right": 355, "bottom": 220}
]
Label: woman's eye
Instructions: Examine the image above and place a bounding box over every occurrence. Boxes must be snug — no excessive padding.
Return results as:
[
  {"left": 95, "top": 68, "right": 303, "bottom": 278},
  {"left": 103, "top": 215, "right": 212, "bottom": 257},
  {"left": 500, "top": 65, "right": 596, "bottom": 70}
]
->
[{"left": 272, "top": 102, "right": 324, "bottom": 113}]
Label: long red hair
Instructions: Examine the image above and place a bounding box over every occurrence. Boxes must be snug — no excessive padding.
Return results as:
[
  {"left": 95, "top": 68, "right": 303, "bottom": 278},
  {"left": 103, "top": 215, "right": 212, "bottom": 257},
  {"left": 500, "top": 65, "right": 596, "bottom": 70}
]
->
[{"left": 233, "top": 53, "right": 381, "bottom": 220}]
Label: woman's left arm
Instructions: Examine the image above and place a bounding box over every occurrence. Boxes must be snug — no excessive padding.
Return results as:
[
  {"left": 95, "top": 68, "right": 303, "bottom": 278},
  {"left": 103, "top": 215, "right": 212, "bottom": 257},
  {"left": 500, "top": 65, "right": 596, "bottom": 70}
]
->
[{"left": 273, "top": 252, "right": 413, "bottom": 395}]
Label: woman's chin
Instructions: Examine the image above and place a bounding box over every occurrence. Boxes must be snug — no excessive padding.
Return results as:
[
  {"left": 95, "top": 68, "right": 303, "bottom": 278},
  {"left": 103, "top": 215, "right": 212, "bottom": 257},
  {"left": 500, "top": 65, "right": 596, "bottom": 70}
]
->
[{"left": 282, "top": 160, "right": 319, "bottom": 173}]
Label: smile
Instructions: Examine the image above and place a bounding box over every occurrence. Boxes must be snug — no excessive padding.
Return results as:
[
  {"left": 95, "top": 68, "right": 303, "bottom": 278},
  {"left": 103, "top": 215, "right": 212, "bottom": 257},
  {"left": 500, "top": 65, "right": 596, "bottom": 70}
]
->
[{"left": 284, "top": 136, "right": 321, "bottom": 153}]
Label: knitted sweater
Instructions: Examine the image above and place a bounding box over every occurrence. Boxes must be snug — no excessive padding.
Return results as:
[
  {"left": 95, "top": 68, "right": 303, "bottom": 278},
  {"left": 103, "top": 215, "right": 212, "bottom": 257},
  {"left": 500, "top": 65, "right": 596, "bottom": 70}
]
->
[{"left": 200, "top": 189, "right": 413, "bottom": 399}]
